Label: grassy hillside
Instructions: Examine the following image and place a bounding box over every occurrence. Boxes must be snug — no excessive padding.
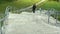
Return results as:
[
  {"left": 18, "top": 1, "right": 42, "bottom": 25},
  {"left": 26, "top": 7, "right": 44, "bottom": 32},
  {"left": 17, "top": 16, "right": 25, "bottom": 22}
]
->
[
  {"left": 39, "top": 1, "right": 60, "bottom": 11},
  {"left": 0, "top": 0, "right": 40, "bottom": 13},
  {"left": 38, "top": 0, "right": 60, "bottom": 21}
]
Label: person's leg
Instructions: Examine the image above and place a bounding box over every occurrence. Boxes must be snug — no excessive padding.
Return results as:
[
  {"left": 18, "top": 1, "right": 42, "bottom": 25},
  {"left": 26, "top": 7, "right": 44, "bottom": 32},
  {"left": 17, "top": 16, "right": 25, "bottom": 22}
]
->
[{"left": 33, "top": 10, "right": 35, "bottom": 13}]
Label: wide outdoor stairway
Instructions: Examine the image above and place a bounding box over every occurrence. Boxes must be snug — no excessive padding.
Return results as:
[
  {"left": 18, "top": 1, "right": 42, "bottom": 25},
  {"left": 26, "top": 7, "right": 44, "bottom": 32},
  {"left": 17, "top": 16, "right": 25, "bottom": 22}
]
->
[{"left": 4, "top": 11, "right": 60, "bottom": 34}]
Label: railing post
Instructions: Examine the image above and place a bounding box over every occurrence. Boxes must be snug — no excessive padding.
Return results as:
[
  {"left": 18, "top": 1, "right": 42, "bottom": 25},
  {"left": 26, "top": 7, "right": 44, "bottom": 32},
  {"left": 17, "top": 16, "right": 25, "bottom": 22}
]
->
[
  {"left": 0, "top": 17, "right": 2, "bottom": 34},
  {"left": 48, "top": 10, "right": 50, "bottom": 24},
  {"left": 39, "top": 8, "right": 42, "bottom": 14},
  {"left": 1, "top": 6, "right": 11, "bottom": 34},
  {"left": 56, "top": 12, "right": 58, "bottom": 24}
]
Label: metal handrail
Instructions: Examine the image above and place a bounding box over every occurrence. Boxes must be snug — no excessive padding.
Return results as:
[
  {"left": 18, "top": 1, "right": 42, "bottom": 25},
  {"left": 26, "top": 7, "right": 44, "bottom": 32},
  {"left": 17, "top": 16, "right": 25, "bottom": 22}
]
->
[{"left": 0, "top": 6, "right": 11, "bottom": 34}]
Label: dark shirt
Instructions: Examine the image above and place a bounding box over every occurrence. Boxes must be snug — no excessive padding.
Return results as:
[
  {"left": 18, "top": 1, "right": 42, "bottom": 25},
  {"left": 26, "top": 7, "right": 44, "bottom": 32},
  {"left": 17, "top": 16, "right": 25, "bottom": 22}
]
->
[{"left": 32, "top": 5, "right": 36, "bottom": 10}]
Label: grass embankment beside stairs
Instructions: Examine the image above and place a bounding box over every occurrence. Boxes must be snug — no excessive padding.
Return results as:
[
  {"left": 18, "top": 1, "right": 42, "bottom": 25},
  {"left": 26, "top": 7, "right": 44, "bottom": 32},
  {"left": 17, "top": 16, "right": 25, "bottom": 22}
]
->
[
  {"left": 0, "top": 0, "right": 40, "bottom": 13},
  {"left": 38, "top": 0, "right": 60, "bottom": 21}
]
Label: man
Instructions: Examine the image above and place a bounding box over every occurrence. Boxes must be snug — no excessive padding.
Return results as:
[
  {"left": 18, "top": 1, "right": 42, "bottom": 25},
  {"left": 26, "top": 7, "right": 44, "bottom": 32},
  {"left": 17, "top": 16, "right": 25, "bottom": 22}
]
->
[{"left": 32, "top": 4, "right": 36, "bottom": 13}]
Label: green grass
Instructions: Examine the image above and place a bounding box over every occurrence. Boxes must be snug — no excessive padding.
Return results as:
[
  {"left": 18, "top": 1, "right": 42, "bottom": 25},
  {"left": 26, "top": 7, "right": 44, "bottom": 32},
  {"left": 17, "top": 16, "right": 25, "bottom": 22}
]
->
[
  {"left": 38, "top": 1, "right": 60, "bottom": 11},
  {"left": 38, "top": 0, "right": 60, "bottom": 21},
  {"left": 57, "top": 16, "right": 60, "bottom": 21},
  {"left": 0, "top": 0, "right": 40, "bottom": 13},
  {"left": 51, "top": 14, "right": 60, "bottom": 21}
]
